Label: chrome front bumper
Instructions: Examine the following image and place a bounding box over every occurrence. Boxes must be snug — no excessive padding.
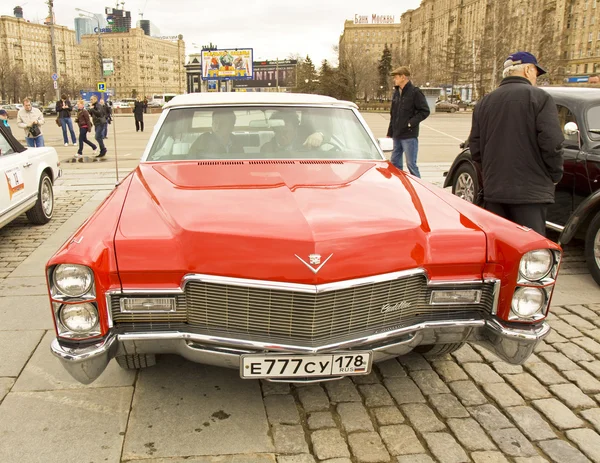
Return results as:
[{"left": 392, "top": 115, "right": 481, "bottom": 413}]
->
[{"left": 51, "top": 317, "right": 550, "bottom": 384}]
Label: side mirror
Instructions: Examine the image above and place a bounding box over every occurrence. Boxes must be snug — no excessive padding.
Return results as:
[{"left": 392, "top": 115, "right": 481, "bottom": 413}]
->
[
  {"left": 564, "top": 122, "right": 579, "bottom": 135},
  {"left": 377, "top": 138, "right": 394, "bottom": 152}
]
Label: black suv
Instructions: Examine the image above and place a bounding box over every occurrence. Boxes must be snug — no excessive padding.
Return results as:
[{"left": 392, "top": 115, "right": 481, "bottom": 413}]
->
[{"left": 444, "top": 87, "right": 600, "bottom": 285}]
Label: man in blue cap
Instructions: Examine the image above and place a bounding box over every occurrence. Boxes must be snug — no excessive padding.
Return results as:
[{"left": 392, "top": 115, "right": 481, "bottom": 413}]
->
[
  {"left": 0, "top": 109, "right": 11, "bottom": 135},
  {"left": 468, "top": 51, "right": 564, "bottom": 236}
]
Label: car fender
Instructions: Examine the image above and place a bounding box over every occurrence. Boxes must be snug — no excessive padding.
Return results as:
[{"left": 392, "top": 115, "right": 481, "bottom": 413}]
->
[
  {"left": 443, "top": 149, "right": 473, "bottom": 188},
  {"left": 29, "top": 147, "right": 60, "bottom": 184},
  {"left": 559, "top": 189, "right": 600, "bottom": 245}
]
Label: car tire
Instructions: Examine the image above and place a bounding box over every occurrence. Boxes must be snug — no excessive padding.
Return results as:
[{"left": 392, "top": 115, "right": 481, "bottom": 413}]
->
[
  {"left": 413, "top": 342, "right": 465, "bottom": 357},
  {"left": 584, "top": 211, "right": 600, "bottom": 286},
  {"left": 451, "top": 162, "right": 479, "bottom": 204},
  {"left": 450, "top": 107, "right": 457, "bottom": 113},
  {"left": 116, "top": 354, "right": 157, "bottom": 370},
  {"left": 26, "top": 172, "right": 53, "bottom": 225}
]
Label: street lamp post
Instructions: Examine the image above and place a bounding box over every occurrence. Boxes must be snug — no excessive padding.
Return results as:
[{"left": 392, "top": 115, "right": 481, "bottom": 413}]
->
[{"left": 76, "top": 9, "right": 103, "bottom": 82}]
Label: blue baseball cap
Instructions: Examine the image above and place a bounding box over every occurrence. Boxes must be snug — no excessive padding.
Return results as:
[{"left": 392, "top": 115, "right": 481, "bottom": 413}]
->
[
  {"left": 504, "top": 51, "right": 546, "bottom": 76},
  {"left": 0, "top": 109, "right": 7, "bottom": 116}
]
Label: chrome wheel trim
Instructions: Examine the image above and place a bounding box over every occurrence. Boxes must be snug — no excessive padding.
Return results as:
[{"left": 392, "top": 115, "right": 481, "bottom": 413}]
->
[
  {"left": 455, "top": 172, "right": 475, "bottom": 203},
  {"left": 41, "top": 177, "right": 53, "bottom": 217},
  {"left": 594, "top": 226, "right": 600, "bottom": 270}
]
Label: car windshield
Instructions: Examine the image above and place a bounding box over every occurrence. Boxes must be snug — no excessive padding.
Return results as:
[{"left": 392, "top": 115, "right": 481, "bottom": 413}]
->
[
  {"left": 588, "top": 105, "right": 600, "bottom": 139},
  {"left": 146, "top": 106, "right": 382, "bottom": 161}
]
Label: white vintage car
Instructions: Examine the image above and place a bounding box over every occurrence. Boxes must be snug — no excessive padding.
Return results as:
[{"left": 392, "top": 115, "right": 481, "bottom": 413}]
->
[{"left": 0, "top": 125, "right": 61, "bottom": 228}]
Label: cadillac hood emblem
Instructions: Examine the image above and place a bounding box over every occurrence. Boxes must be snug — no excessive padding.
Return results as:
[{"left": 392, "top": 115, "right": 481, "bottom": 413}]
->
[{"left": 295, "top": 253, "right": 333, "bottom": 274}]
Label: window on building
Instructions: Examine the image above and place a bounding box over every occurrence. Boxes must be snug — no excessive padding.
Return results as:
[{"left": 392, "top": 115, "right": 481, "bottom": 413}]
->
[{"left": 591, "top": 32, "right": 594, "bottom": 42}]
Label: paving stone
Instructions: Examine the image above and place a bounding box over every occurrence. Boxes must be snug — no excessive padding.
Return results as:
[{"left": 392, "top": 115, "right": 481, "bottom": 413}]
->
[
  {"left": 379, "top": 424, "right": 425, "bottom": 455},
  {"left": 0, "top": 377, "right": 14, "bottom": 403},
  {"left": 584, "top": 329, "right": 600, "bottom": 345},
  {"left": 429, "top": 394, "right": 469, "bottom": 418},
  {"left": 468, "top": 404, "right": 513, "bottom": 432},
  {"left": 395, "top": 455, "right": 434, "bottom": 463},
  {"left": 422, "top": 432, "right": 470, "bottom": 463},
  {"left": 525, "top": 362, "right": 569, "bottom": 386},
  {"left": 523, "top": 353, "right": 543, "bottom": 365},
  {"left": 471, "top": 344, "right": 501, "bottom": 363},
  {"left": 336, "top": 402, "right": 374, "bottom": 433},
  {"left": 534, "top": 340, "right": 556, "bottom": 353},
  {"left": 373, "top": 406, "right": 404, "bottom": 425},
  {"left": 532, "top": 398, "right": 585, "bottom": 430},
  {"left": 566, "top": 305, "right": 599, "bottom": 320},
  {"left": 311, "top": 429, "right": 350, "bottom": 460},
  {"left": 462, "top": 363, "right": 504, "bottom": 386},
  {"left": 449, "top": 380, "right": 488, "bottom": 406},
  {"left": 513, "top": 457, "right": 553, "bottom": 463},
  {"left": 504, "top": 373, "right": 552, "bottom": 400},
  {"left": 384, "top": 377, "right": 426, "bottom": 404},
  {"left": 505, "top": 406, "right": 557, "bottom": 441},
  {"left": 446, "top": 418, "right": 496, "bottom": 451},
  {"left": 307, "top": 412, "right": 336, "bottom": 430},
  {"left": 402, "top": 403, "right": 446, "bottom": 432},
  {"left": 324, "top": 378, "right": 362, "bottom": 403},
  {"left": 432, "top": 360, "right": 468, "bottom": 382},
  {"left": 376, "top": 359, "right": 407, "bottom": 378},
  {"left": 264, "top": 394, "right": 301, "bottom": 425},
  {"left": 587, "top": 303, "right": 600, "bottom": 314},
  {"left": 397, "top": 353, "right": 432, "bottom": 371},
  {"left": 549, "top": 319, "right": 586, "bottom": 338},
  {"left": 560, "top": 315, "right": 596, "bottom": 330},
  {"left": 538, "top": 439, "right": 592, "bottom": 463},
  {"left": 572, "top": 337, "right": 600, "bottom": 355},
  {"left": 272, "top": 425, "right": 309, "bottom": 454},
  {"left": 554, "top": 342, "right": 595, "bottom": 362},
  {"left": 321, "top": 459, "right": 352, "bottom": 463},
  {"left": 564, "top": 369, "right": 600, "bottom": 394},
  {"left": 581, "top": 361, "right": 600, "bottom": 379},
  {"left": 492, "top": 362, "right": 523, "bottom": 375},
  {"left": 0, "top": 330, "right": 45, "bottom": 376},
  {"left": 582, "top": 408, "right": 600, "bottom": 433},
  {"left": 566, "top": 428, "right": 600, "bottom": 463},
  {"left": 297, "top": 385, "right": 330, "bottom": 413},
  {"left": 452, "top": 344, "right": 483, "bottom": 364},
  {"left": 262, "top": 381, "right": 291, "bottom": 396},
  {"left": 347, "top": 432, "right": 390, "bottom": 463},
  {"left": 359, "top": 384, "right": 394, "bottom": 407},
  {"left": 277, "top": 456, "right": 316, "bottom": 463},
  {"left": 545, "top": 329, "right": 569, "bottom": 344},
  {"left": 550, "top": 383, "right": 597, "bottom": 409},
  {"left": 410, "top": 369, "right": 450, "bottom": 395},
  {"left": 482, "top": 383, "right": 526, "bottom": 407},
  {"left": 352, "top": 372, "right": 380, "bottom": 385},
  {"left": 471, "top": 451, "right": 511, "bottom": 463},
  {"left": 489, "top": 428, "right": 539, "bottom": 457}
]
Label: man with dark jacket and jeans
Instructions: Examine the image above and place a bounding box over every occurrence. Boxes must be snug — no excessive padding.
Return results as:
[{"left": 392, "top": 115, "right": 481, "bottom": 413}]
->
[
  {"left": 89, "top": 95, "right": 107, "bottom": 157},
  {"left": 387, "top": 66, "right": 430, "bottom": 177},
  {"left": 468, "top": 51, "right": 564, "bottom": 236}
]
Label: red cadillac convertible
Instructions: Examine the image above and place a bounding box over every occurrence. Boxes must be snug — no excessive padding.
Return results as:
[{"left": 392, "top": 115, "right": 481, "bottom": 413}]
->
[{"left": 46, "top": 93, "right": 561, "bottom": 384}]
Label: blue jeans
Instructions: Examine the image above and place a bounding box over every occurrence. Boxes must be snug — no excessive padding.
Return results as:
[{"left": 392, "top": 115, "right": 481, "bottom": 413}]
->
[
  {"left": 391, "top": 138, "right": 420, "bottom": 178},
  {"left": 60, "top": 117, "right": 76, "bottom": 144},
  {"left": 102, "top": 122, "right": 108, "bottom": 138},
  {"left": 94, "top": 124, "right": 107, "bottom": 154},
  {"left": 25, "top": 136, "right": 44, "bottom": 147}
]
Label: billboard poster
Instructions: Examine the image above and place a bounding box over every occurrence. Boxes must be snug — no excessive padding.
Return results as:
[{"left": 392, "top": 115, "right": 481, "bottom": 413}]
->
[
  {"left": 207, "top": 80, "right": 218, "bottom": 92},
  {"left": 252, "top": 59, "right": 297, "bottom": 88},
  {"left": 201, "top": 49, "right": 253, "bottom": 80}
]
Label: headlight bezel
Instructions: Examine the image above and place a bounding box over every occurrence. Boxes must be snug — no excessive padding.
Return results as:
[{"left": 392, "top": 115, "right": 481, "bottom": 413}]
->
[
  {"left": 518, "top": 249, "right": 554, "bottom": 283},
  {"left": 54, "top": 301, "right": 102, "bottom": 339},
  {"left": 510, "top": 286, "right": 547, "bottom": 320},
  {"left": 51, "top": 264, "right": 95, "bottom": 299}
]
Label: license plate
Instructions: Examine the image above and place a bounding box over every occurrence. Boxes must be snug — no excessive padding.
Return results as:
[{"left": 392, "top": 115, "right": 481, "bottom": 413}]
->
[{"left": 240, "top": 352, "right": 372, "bottom": 379}]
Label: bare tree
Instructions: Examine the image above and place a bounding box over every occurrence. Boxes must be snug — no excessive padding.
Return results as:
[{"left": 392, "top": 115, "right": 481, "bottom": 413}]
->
[{"left": 338, "top": 43, "right": 378, "bottom": 101}]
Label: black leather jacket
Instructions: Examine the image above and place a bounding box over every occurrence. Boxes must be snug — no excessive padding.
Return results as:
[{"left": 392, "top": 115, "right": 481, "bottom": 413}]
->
[{"left": 387, "top": 81, "right": 431, "bottom": 139}]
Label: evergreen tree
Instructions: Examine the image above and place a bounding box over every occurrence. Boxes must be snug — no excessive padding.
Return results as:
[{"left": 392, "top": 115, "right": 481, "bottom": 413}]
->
[{"left": 378, "top": 44, "right": 393, "bottom": 99}]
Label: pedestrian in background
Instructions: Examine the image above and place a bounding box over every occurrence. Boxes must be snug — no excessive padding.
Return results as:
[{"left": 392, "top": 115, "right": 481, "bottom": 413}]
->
[
  {"left": 89, "top": 95, "right": 107, "bottom": 157},
  {"left": 55, "top": 94, "right": 77, "bottom": 146},
  {"left": 143, "top": 96, "right": 148, "bottom": 114},
  {"left": 468, "top": 51, "right": 564, "bottom": 236},
  {"left": 0, "top": 109, "right": 11, "bottom": 135},
  {"left": 100, "top": 98, "right": 112, "bottom": 139},
  {"left": 17, "top": 98, "right": 45, "bottom": 147},
  {"left": 75, "top": 99, "right": 97, "bottom": 157},
  {"left": 386, "top": 67, "right": 430, "bottom": 178},
  {"left": 134, "top": 96, "right": 145, "bottom": 132}
]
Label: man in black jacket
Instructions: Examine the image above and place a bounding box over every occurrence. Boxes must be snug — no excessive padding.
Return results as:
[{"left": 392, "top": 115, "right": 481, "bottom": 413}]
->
[
  {"left": 387, "top": 66, "right": 430, "bottom": 178},
  {"left": 89, "top": 95, "right": 107, "bottom": 157},
  {"left": 468, "top": 51, "right": 564, "bottom": 236},
  {"left": 55, "top": 94, "right": 77, "bottom": 146}
]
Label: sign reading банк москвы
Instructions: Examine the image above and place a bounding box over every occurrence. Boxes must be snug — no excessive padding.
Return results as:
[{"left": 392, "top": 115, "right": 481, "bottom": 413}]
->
[{"left": 354, "top": 14, "right": 395, "bottom": 25}]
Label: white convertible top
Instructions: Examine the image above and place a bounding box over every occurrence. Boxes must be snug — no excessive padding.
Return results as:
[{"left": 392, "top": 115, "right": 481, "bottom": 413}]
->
[{"left": 164, "top": 92, "right": 358, "bottom": 109}]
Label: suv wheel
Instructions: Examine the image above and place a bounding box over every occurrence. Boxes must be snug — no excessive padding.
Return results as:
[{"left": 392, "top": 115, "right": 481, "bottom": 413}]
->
[
  {"left": 585, "top": 211, "right": 600, "bottom": 286},
  {"left": 452, "top": 163, "right": 478, "bottom": 204}
]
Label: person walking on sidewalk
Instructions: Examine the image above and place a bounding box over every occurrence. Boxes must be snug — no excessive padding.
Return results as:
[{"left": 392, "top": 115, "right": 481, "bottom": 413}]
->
[
  {"left": 17, "top": 98, "right": 45, "bottom": 147},
  {"left": 386, "top": 66, "right": 430, "bottom": 178},
  {"left": 89, "top": 95, "right": 107, "bottom": 157},
  {"left": 74, "top": 99, "right": 97, "bottom": 157},
  {"left": 100, "top": 98, "right": 112, "bottom": 139},
  {"left": 55, "top": 94, "right": 77, "bottom": 146},
  {"left": 134, "top": 96, "right": 145, "bottom": 132}
]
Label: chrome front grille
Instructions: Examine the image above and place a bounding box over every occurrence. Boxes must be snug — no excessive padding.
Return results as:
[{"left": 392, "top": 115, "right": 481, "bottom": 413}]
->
[{"left": 110, "top": 273, "right": 496, "bottom": 346}]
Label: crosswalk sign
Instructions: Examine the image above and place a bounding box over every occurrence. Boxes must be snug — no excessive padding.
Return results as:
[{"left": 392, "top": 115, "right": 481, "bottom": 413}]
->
[{"left": 97, "top": 82, "right": 106, "bottom": 92}]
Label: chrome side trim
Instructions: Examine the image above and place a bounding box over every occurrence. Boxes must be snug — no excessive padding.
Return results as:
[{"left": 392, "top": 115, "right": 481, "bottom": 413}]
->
[
  {"left": 486, "top": 279, "right": 501, "bottom": 315},
  {"left": 429, "top": 289, "right": 482, "bottom": 305},
  {"left": 105, "top": 291, "right": 114, "bottom": 328},
  {"left": 546, "top": 221, "right": 565, "bottom": 232}
]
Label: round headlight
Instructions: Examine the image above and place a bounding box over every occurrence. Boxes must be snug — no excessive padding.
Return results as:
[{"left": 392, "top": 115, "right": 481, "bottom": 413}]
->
[
  {"left": 59, "top": 303, "right": 99, "bottom": 333},
  {"left": 519, "top": 249, "right": 553, "bottom": 281},
  {"left": 511, "top": 287, "right": 545, "bottom": 318},
  {"left": 53, "top": 264, "right": 93, "bottom": 297}
]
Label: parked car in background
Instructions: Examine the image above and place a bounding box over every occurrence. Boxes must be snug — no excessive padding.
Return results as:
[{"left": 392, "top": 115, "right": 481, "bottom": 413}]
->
[
  {"left": 47, "top": 93, "right": 561, "bottom": 385},
  {"left": 435, "top": 100, "right": 460, "bottom": 113},
  {"left": 444, "top": 87, "right": 600, "bottom": 285},
  {"left": 0, "top": 123, "right": 61, "bottom": 229},
  {"left": 43, "top": 102, "right": 57, "bottom": 115}
]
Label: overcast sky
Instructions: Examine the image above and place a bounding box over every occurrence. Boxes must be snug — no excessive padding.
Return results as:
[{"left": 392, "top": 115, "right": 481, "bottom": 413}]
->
[{"left": 1, "top": 0, "right": 421, "bottom": 65}]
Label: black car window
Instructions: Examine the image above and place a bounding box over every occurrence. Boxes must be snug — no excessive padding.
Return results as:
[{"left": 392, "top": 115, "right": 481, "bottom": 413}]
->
[
  {"left": 587, "top": 105, "right": 600, "bottom": 141},
  {"left": 556, "top": 105, "right": 578, "bottom": 147}
]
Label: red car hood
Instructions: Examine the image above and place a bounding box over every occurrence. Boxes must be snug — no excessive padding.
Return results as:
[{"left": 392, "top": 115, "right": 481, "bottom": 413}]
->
[{"left": 114, "top": 161, "right": 487, "bottom": 287}]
